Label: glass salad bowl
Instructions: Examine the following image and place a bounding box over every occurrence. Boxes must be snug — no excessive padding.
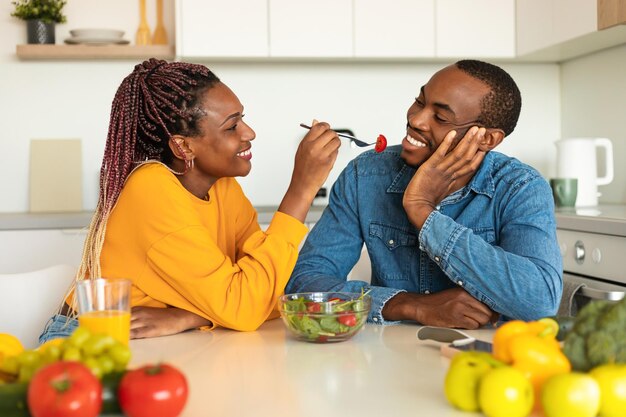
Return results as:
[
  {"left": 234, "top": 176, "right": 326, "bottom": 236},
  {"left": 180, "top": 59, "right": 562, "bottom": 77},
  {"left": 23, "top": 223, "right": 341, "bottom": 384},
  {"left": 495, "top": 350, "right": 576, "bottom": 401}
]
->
[{"left": 277, "top": 292, "right": 371, "bottom": 343}]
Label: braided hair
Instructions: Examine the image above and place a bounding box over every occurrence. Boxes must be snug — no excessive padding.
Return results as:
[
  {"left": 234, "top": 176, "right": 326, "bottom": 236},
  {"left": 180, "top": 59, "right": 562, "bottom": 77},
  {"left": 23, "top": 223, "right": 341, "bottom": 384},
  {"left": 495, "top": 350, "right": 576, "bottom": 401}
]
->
[{"left": 77, "top": 58, "right": 220, "bottom": 284}]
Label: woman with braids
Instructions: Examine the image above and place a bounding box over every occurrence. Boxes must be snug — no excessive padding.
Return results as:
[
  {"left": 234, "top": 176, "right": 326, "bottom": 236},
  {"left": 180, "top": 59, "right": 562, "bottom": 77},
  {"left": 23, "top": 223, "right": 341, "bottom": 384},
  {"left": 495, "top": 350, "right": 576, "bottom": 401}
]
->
[{"left": 39, "top": 58, "right": 340, "bottom": 341}]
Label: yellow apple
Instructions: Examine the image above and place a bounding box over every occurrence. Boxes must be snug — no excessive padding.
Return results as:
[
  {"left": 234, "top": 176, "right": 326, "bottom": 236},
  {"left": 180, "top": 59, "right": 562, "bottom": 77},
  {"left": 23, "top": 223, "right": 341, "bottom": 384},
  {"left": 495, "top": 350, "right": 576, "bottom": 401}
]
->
[
  {"left": 590, "top": 364, "right": 626, "bottom": 417},
  {"left": 478, "top": 366, "right": 534, "bottom": 417},
  {"left": 541, "top": 372, "right": 601, "bottom": 417},
  {"left": 444, "top": 351, "right": 499, "bottom": 411}
]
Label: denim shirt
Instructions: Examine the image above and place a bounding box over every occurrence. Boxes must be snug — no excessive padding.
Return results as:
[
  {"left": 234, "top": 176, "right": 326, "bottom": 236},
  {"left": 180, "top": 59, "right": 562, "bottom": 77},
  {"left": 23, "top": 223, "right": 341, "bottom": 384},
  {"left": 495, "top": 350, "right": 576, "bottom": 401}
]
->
[{"left": 286, "top": 145, "right": 563, "bottom": 324}]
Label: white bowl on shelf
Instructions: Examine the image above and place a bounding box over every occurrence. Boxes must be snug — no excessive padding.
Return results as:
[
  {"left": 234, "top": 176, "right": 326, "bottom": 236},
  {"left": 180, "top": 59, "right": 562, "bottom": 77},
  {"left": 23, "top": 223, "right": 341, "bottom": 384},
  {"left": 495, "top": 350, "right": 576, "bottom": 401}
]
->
[{"left": 69, "top": 29, "right": 125, "bottom": 40}]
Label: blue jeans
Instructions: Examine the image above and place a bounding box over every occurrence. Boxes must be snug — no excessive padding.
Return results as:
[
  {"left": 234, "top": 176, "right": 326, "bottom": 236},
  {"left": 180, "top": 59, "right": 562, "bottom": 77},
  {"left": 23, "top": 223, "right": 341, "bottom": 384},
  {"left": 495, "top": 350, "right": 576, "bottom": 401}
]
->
[{"left": 38, "top": 314, "right": 79, "bottom": 345}]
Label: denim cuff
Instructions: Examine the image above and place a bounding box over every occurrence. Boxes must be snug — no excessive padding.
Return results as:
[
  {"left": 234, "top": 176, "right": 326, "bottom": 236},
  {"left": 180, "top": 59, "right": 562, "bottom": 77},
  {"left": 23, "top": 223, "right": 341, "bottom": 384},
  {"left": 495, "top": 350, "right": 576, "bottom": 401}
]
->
[
  {"left": 368, "top": 286, "right": 406, "bottom": 325},
  {"left": 418, "top": 210, "right": 464, "bottom": 273}
]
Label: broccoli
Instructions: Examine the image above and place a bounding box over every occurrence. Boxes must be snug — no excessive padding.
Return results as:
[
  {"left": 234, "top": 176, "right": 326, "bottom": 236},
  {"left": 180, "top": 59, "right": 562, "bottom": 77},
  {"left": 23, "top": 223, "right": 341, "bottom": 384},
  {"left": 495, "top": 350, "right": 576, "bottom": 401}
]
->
[{"left": 562, "top": 297, "right": 626, "bottom": 371}]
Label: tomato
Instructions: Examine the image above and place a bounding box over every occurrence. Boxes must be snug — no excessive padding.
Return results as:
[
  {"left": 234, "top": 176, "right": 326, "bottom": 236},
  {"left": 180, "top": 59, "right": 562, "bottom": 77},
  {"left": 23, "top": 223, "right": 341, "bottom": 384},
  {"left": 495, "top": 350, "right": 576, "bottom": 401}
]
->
[
  {"left": 27, "top": 361, "right": 102, "bottom": 417},
  {"left": 305, "top": 301, "right": 321, "bottom": 313},
  {"left": 338, "top": 313, "right": 357, "bottom": 327},
  {"left": 375, "top": 134, "right": 387, "bottom": 153},
  {"left": 118, "top": 363, "right": 188, "bottom": 417}
]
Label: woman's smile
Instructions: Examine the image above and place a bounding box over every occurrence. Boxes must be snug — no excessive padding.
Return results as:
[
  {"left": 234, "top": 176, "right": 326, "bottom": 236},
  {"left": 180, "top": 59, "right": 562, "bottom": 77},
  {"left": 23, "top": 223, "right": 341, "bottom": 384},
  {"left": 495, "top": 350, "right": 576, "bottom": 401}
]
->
[{"left": 237, "top": 147, "right": 252, "bottom": 161}]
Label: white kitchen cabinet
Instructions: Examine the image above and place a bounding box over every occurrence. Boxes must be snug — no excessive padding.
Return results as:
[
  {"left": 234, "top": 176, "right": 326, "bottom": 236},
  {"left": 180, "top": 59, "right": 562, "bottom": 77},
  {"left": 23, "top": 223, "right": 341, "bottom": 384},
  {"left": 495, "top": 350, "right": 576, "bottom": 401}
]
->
[
  {"left": 268, "top": 0, "right": 353, "bottom": 57},
  {"left": 516, "top": 0, "right": 597, "bottom": 56},
  {"left": 354, "top": 0, "right": 435, "bottom": 58},
  {"left": 0, "top": 229, "right": 86, "bottom": 274},
  {"left": 554, "top": 0, "right": 597, "bottom": 44},
  {"left": 176, "top": 0, "right": 269, "bottom": 57},
  {"left": 515, "top": 0, "right": 554, "bottom": 54},
  {"left": 436, "top": 0, "right": 516, "bottom": 58}
]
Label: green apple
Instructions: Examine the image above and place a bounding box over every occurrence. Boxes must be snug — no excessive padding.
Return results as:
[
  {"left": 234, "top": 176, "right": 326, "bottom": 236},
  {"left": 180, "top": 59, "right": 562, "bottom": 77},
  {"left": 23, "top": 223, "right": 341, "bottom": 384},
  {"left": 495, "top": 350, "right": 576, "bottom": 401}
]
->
[
  {"left": 590, "top": 364, "right": 626, "bottom": 417},
  {"left": 541, "top": 372, "right": 600, "bottom": 417},
  {"left": 478, "top": 366, "right": 534, "bottom": 417},
  {"left": 444, "top": 351, "right": 499, "bottom": 411}
]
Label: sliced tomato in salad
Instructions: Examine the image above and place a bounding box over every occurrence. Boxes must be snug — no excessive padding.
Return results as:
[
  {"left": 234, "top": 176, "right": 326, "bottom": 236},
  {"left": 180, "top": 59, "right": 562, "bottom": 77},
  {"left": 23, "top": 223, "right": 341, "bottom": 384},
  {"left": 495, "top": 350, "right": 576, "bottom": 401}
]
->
[
  {"left": 338, "top": 313, "right": 357, "bottom": 327},
  {"left": 305, "top": 302, "right": 321, "bottom": 313}
]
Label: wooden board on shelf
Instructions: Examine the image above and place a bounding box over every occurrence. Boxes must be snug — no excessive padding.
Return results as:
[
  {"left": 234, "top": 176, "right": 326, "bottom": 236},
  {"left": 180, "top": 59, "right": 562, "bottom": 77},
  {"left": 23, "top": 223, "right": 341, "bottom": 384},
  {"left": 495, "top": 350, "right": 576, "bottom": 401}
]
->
[{"left": 16, "top": 44, "right": 175, "bottom": 60}]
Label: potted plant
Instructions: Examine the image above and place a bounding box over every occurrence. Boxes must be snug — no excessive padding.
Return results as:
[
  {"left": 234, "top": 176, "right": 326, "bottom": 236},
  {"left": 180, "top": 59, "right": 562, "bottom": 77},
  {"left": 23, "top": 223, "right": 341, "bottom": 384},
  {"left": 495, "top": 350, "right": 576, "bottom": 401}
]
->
[{"left": 11, "top": 0, "right": 67, "bottom": 44}]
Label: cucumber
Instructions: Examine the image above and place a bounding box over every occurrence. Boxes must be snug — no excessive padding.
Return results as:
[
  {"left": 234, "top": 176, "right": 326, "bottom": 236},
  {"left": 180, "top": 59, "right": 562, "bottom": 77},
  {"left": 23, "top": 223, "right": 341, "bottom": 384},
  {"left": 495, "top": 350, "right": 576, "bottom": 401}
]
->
[
  {"left": 0, "top": 371, "right": 125, "bottom": 417},
  {"left": 101, "top": 371, "right": 124, "bottom": 414},
  {"left": 0, "top": 381, "right": 29, "bottom": 417}
]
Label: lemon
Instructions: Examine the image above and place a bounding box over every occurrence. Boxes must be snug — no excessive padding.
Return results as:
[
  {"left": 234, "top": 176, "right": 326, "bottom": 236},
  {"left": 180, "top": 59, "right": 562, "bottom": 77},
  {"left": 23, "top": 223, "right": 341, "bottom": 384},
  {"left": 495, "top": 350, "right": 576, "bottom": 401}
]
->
[
  {"left": 0, "top": 333, "right": 25, "bottom": 366},
  {"left": 479, "top": 366, "right": 534, "bottom": 417},
  {"left": 542, "top": 372, "right": 601, "bottom": 417}
]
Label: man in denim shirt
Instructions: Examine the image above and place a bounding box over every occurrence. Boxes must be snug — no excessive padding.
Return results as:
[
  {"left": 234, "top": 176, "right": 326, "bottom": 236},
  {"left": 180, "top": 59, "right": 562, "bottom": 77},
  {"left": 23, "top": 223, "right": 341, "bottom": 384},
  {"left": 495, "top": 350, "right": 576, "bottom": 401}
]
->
[{"left": 287, "top": 60, "right": 562, "bottom": 328}]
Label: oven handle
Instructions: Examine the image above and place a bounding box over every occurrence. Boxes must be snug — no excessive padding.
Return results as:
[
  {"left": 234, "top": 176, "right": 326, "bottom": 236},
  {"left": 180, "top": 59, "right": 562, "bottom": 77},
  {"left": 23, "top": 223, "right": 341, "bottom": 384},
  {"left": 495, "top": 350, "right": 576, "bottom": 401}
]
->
[{"left": 579, "top": 286, "right": 625, "bottom": 301}]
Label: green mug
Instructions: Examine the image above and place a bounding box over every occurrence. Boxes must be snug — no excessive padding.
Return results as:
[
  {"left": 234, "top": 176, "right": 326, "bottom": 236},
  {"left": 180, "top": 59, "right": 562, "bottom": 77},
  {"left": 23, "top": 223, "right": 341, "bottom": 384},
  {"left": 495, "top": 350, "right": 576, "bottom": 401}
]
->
[{"left": 550, "top": 178, "right": 578, "bottom": 207}]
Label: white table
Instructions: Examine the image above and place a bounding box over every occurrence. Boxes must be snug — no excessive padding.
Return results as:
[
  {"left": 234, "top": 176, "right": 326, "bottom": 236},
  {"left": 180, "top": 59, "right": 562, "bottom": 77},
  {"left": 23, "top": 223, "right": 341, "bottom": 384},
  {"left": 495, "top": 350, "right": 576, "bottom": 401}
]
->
[{"left": 129, "top": 320, "right": 495, "bottom": 417}]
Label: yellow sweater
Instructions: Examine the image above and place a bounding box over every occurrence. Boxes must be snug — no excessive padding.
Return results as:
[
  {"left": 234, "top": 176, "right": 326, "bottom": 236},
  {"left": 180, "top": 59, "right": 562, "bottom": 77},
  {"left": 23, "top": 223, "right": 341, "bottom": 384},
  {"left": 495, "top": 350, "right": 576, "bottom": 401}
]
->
[{"left": 100, "top": 163, "right": 308, "bottom": 331}]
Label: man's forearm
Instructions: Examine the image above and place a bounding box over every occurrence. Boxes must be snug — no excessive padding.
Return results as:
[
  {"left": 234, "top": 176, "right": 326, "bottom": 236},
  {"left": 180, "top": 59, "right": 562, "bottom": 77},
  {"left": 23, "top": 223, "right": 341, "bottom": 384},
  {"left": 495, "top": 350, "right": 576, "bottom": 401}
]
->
[
  {"left": 404, "top": 203, "right": 435, "bottom": 229},
  {"left": 382, "top": 292, "right": 420, "bottom": 321}
]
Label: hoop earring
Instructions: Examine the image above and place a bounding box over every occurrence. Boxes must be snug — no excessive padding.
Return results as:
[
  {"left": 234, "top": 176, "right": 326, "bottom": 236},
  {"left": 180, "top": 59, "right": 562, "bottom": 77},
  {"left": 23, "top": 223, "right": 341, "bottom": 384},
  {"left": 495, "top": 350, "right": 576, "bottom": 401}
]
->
[
  {"left": 184, "top": 158, "right": 194, "bottom": 173},
  {"left": 170, "top": 137, "right": 194, "bottom": 175}
]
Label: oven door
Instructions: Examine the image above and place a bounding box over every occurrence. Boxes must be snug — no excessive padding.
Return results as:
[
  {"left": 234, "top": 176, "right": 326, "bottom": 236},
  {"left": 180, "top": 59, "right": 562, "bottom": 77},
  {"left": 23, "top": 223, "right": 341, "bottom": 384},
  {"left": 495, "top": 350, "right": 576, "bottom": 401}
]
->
[{"left": 564, "top": 272, "right": 626, "bottom": 301}]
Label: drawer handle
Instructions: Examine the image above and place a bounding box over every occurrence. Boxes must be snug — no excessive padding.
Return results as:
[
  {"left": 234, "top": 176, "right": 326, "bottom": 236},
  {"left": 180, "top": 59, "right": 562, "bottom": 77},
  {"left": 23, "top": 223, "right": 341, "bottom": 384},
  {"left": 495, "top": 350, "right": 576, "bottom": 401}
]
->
[{"left": 579, "top": 286, "right": 625, "bottom": 301}]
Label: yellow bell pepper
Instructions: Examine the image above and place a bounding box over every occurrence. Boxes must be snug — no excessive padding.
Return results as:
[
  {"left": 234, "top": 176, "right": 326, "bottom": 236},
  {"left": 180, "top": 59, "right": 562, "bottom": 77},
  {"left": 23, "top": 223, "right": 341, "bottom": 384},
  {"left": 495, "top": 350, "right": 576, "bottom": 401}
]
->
[{"left": 492, "top": 319, "right": 571, "bottom": 398}]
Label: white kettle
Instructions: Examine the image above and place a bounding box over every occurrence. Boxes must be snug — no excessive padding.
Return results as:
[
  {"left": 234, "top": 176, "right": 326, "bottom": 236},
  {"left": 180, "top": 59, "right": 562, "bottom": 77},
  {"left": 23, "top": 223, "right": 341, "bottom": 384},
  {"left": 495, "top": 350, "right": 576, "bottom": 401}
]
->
[{"left": 555, "top": 137, "right": 614, "bottom": 207}]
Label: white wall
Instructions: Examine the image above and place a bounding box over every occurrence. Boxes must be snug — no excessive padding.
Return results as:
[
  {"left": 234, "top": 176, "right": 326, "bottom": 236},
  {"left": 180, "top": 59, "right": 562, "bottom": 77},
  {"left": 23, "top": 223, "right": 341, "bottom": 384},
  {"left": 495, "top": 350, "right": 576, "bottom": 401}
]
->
[
  {"left": 219, "top": 62, "right": 561, "bottom": 206},
  {"left": 0, "top": 1, "right": 561, "bottom": 212},
  {"left": 560, "top": 44, "right": 626, "bottom": 204}
]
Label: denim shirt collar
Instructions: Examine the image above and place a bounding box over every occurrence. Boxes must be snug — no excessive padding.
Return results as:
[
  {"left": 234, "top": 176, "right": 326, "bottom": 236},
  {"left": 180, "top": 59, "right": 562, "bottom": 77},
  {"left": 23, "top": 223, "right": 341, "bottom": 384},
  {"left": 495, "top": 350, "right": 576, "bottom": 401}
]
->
[{"left": 386, "top": 151, "right": 497, "bottom": 203}]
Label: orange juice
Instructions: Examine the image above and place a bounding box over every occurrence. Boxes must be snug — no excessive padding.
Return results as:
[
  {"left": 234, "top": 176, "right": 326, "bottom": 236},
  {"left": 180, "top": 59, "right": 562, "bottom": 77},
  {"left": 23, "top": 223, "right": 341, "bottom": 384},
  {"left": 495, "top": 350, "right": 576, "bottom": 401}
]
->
[{"left": 78, "top": 310, "right": 131, "bottom": 345}]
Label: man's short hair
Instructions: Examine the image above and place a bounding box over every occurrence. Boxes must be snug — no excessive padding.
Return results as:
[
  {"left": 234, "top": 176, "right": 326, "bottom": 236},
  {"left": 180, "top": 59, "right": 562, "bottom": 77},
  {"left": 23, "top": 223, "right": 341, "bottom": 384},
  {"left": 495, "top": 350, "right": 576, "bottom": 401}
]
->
[{"left": 455, "top": 60, "right": 521, "bottom": 137}]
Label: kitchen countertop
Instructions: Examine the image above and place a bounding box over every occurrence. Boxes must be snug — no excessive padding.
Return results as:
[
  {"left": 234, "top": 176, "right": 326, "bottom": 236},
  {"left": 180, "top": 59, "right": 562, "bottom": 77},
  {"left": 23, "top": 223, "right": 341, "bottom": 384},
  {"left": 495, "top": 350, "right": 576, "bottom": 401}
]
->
[
  {"left": 555, "top": 204, "right": 626, "bottom": 236},
  {"left": 0, "top": 205, "right": 327, "bottom": 231},
  {"left": 127, "top": 319, "right": 496, "bottom": 417}
]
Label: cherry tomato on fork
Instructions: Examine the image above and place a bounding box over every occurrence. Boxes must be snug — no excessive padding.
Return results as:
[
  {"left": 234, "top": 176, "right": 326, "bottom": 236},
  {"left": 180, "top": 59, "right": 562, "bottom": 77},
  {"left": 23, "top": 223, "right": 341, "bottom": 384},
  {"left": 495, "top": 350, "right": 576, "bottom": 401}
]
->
[{"left": 374, "top": 134, "right": 387, "bottom": 152}]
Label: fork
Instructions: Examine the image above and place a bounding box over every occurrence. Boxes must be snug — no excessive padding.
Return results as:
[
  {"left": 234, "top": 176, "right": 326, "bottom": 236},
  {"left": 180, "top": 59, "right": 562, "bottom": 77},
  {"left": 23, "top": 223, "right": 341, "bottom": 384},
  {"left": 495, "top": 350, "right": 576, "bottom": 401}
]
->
[{"left": 299, "top": 123, "right": 374, "bottom": 147}]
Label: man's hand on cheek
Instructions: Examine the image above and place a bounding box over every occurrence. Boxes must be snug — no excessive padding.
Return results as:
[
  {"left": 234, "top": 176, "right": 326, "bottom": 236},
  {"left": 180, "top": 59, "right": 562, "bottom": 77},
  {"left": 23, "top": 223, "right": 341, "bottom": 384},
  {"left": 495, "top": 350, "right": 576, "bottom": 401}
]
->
[{"left": 403, "top": 126, "right": 486, "bottom": 228}]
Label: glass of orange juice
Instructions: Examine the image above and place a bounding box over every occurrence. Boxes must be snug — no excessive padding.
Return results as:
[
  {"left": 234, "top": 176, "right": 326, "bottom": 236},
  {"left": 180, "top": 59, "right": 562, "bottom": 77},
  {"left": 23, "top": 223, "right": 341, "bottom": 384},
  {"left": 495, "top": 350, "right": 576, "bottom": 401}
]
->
[{"left": 75, "top": 278, "right": 131, "bottom": 345}]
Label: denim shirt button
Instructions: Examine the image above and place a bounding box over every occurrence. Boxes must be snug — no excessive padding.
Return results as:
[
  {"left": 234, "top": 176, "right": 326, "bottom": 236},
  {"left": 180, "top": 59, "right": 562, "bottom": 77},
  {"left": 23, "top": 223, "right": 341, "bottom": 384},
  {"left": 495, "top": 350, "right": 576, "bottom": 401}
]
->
[
  {"left": 434, "top": 256, "right": 440, "bottom": 263},
  {"left": 424, "top": 290, "right": 430, "bottom": 294},
  {"left": 388, "top": 239, "right": 395, "bottom": 245},
  {"left": 373, "top": 317, "right": 379, "bottom": 322},
  {"left": 457, "top": 280, "right": 464, "bottom": 286},
  {"left": 435, "top": 205, "right": 441, "bottom": 210}
]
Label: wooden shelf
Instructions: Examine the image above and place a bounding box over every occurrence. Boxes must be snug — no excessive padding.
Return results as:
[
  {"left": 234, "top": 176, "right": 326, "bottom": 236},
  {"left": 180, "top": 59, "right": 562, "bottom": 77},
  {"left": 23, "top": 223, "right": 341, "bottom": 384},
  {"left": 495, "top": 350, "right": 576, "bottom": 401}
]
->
[{"left": 16, "top": 44, "right": 175, "bottom": 60}]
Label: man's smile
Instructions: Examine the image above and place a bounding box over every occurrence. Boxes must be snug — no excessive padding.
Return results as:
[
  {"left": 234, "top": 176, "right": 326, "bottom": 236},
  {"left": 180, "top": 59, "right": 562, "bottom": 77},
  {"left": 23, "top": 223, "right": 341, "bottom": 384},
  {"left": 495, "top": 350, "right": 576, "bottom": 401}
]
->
[{"left": 405, "top": 133, "right": 428, "bottom": 148}]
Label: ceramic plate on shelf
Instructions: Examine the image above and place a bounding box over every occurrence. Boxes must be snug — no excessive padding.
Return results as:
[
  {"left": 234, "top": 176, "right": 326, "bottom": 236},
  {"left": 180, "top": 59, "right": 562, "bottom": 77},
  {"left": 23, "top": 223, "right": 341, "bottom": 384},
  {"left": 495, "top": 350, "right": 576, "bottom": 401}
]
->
[
  {"left": 69, "top": 29, "right": 124, "bottom": 39},
  {"left": 64, "top": 37, "right": 130, "bottom": 46}
]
